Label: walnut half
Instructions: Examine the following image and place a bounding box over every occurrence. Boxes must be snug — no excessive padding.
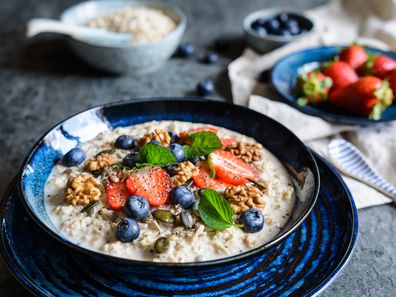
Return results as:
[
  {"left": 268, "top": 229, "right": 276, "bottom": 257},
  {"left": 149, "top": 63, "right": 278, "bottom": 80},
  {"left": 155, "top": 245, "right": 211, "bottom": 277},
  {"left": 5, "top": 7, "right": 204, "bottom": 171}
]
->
[
  {"left": 171, "top": 161, "right": 199, "bottom": 186},
  {"left": 223, "top": 184, "right": 265, "bottom": 214},
  {"left": 84, "top": 152, "right": 114, "bottom": 172},
  {"left": 226, "top": 141, "right": 263, "bottom": 163},
  {"left": 65, "top": 175, "right": 101, "bottom": 206},
  {"left": 138, "top": 129, "right": 171, "bottom": 148}
]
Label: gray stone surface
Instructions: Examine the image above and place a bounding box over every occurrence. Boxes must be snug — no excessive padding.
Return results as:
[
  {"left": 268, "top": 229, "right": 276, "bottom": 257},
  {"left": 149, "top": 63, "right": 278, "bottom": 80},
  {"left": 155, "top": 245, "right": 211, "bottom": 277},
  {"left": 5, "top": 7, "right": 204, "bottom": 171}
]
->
[{"left": 0, "top": 0, "right": 395, "bottom": 296}]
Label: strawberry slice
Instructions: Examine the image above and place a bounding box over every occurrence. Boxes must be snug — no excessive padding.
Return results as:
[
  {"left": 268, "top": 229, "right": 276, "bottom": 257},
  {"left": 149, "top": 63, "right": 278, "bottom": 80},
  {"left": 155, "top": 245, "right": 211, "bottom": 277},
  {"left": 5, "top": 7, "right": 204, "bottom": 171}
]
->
[
  {"left": 179, "top": 126, "right": 218, "bottom": 140},
  {"left": 221, "top": 138, "right": 236, "bottom": 149},
  {"left": 126, "top": 167, "right": 171, "bottom": 207},
  {"left": 208, "top": 150, "right": 258, "bottom": 185},
  {"left": 106, "top": 177, "right": 131, "bottom": 211},
  {"left": 193, "top": 163, "right": 234, "bottom": 191}
]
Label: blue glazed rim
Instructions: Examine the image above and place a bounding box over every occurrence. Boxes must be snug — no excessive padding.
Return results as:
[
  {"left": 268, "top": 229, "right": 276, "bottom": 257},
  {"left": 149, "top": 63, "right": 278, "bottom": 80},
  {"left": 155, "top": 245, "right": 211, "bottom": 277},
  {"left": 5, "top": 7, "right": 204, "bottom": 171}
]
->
[
  {"left": 271, "top": 46, "right": 396, "bottom": 125},
  {"left": 2, "top": 153, "right": 358, "bottom": 296},
  {"left": 16, "top": 97, "right": 320, "bottom": 268}
]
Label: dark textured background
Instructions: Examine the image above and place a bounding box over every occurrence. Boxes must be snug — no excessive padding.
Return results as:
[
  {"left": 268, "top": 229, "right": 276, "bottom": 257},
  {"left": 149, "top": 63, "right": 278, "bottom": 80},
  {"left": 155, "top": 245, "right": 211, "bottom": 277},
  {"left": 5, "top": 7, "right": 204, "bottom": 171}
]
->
[{"left": 0, "top": 0, "right": 395, "bottom": 296}]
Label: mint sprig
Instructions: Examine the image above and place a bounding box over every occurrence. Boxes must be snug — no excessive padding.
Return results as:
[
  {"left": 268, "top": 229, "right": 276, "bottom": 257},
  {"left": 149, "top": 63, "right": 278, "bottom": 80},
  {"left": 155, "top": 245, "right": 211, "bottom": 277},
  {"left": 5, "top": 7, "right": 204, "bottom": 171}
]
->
[
  {"left": 183, "top": 131, "right": 222, "bottom": 159},
  {"left": 137, "top": 143, "right": 176, "bottom": 167},
  {"left": 198, "top": 189, "right": 241, "bottom": 230}
]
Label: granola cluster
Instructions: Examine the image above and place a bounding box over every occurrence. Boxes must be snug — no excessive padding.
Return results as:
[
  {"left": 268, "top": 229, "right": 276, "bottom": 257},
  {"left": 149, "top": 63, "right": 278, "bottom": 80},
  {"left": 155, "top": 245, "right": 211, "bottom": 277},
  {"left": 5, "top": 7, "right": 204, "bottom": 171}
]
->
[
  {"left": 138, "top": 129, "right": 171, "bottom": 148},
  {"left": 84, "top": 153, "right": 114, "bottom": 172},
  {"left": 65, "top": 175, "right": 101, "bottom": 206},
  {"left": 223, "top": 184, "right": 265, "bottom": 214},
  {"left": 171, "top": 161, "right": 199, "bottom": 186},
  {"left": 226, "top": 141, "right": 263, "bottom": 163}
]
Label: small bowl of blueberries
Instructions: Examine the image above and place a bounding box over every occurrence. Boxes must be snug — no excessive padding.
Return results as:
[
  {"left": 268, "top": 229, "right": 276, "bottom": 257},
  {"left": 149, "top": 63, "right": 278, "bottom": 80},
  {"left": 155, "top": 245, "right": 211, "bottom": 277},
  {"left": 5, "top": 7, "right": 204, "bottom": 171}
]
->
[{"left": 243, "top": 8, "right": 314, "bottom": 53}]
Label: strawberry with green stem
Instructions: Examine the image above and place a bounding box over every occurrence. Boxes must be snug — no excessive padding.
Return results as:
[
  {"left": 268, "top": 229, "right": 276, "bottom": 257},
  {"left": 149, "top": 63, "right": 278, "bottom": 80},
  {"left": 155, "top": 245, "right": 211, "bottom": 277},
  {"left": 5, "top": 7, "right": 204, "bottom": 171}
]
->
[
  {"left": 329, "top": 76, "right": 393, "bottom": 119},
  {"left": 323, "top": 61, "right": 359, "bottom": 93},
  {"left": 339, "top": 44, "right": 368, "bottom": 69},
  {"left": 360, "top": 54, "right": 396, "bottom": 79},
  {"left": 296, "top": 71, "right": 333, "bottom": 106}
]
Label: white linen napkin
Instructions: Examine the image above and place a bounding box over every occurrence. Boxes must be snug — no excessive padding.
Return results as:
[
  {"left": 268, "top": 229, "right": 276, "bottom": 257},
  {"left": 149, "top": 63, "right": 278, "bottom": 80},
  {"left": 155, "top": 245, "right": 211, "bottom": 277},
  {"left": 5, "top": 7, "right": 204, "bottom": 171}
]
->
[{"left": 228, "top": 0, "right": 396, "bottom": 208}]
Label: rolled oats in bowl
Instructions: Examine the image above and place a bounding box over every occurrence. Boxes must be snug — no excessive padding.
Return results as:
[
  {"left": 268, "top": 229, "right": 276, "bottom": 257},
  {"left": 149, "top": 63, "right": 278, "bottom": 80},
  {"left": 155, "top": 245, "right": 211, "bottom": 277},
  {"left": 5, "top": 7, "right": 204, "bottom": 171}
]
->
[
  {"left": 45, "top": 120, "right": 296, "bottom": 263},
  {"left": 87, "top": 6, "right": 177, "bottom": 44}
]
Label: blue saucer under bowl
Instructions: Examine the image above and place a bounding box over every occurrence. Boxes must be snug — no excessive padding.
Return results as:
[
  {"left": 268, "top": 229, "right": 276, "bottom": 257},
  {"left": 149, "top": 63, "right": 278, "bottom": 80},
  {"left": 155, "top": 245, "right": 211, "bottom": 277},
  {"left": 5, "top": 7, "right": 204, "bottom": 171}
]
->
[
  {"left": 1, "top": 154, "right": 358, "bottom": 296},
  {"left": 271, "top": 46, "right": 396, "bottom": 125},
  {"left": 18, "top": 98, "right": 319, "bottom": 275}
]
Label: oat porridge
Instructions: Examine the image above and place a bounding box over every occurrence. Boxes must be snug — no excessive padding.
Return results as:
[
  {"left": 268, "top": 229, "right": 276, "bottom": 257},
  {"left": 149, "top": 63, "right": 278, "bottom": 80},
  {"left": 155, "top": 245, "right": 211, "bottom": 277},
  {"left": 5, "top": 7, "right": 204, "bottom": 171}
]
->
[
  {"left": 87, "top": 6, "right": 177, "bottom": 44},
  {"left": 45, "top": 121, "right": 295, "bottom": 262}
]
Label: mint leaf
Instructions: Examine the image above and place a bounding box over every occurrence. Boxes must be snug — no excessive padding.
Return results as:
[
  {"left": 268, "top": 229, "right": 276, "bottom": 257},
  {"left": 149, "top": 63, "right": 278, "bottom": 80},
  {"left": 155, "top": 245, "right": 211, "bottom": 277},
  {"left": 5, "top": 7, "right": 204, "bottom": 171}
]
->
[
  {"left": 198, "top": 189, "right": 236, "bottom": 230},
  {"left": 183, "top": 131, "right": 222, "bottom": 158},
  {"left": 139, "top": 143, "right": 176, "bottom": 166}
]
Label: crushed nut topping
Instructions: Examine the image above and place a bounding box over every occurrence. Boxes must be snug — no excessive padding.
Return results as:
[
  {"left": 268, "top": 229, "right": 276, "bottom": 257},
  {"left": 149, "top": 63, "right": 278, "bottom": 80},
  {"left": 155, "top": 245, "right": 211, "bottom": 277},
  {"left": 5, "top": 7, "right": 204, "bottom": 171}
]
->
[
  {"left": 84, "top": 153, "right": 114, "bottom": 172},
  {"left": 138, "top": 129, "right": 171, "bottom": 148},
  {"left": 223, "top": 184, "right": 265, "bottom": 214},
  {"left": 171, "top": 161, "right": 199, "bottom": 186},
  {"left": 226, "top": 141, "right": 263, "bottom": 163},
  {"left": 65, "top": 176, "right": 101, "bottom": 206}
]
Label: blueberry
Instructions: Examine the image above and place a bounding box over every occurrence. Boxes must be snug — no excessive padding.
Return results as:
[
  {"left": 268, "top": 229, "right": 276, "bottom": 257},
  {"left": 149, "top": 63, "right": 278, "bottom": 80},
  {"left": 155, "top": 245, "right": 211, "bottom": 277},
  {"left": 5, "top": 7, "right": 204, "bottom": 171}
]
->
[
  {"left": 251, "top": 18, "right": 266, "bottom": 30},
  {"left": 115, "top": 135, "right": 135, "bottom": 150},
  {"left": 168, "top": 131, "right": 179, "bottom": 143},
  {"left": 176, "top": 42, "right": 195, "bottom": 57},
  {"left": 196, "top": 79, "right": 215, "bottom": 96},
  {"left": 124, "top": 196, "right": 150, "bottom": 221},
  {"left": 188, "top": 156, "right": 200, "bottom": 164},
  {"left": 168, "top": 143, "right": 184, "bottom": 162},
  {"left": 116, "top": 218, "right": 140, "bottom": 242},
  {"left": 279, "top": 28, "right": 291, "bottom": 37},
  {"left": 149, "top": 140, "right": 162, "bottom": 146},
  {"left": 169, "top": 186, "right": 195, "bottom": 209},
  {"left": 285, "top": 19, "right": 300, "bottom": 35},
  {"left": 264, "top": 19, "right": 280, "bottom": 34},
  {"left": 277, "top": 13, "right": 289, "bottom": 23},
  {"left": 202, "top": 51, "right": 218, "bottom": 64},
  {"left": 164, "top": 164, "right": 177, "bottom": 176},
  {"left": 122, "top": 152, "right": 140, "bottom": 167},
  {"left": 61, "top": 148, "right": 86, "bottom": 167},
  {"left": 255, "top": 26, "right": 267, "bottom": 36},
  {"left": 214, "top": 37, "right": 230, "bottom": 51},
  {"left": 240, "top": 208, "right": 264, "bottom": 233}
]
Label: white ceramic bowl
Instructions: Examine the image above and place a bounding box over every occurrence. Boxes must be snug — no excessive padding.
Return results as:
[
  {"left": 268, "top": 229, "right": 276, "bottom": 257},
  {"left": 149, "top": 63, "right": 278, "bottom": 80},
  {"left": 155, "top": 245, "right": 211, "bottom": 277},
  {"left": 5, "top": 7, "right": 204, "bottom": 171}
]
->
[{"left": 60, "top": 0, "right": 187, "bottom": 74}]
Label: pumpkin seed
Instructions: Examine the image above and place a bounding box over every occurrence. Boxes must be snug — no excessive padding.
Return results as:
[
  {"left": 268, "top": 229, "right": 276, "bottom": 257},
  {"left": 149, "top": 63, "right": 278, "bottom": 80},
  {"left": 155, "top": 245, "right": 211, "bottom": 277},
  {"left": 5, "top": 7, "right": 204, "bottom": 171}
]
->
[
  {"left": 92, "top": 169, "right": 104, "bottom": 177},
  {"left": 80, "top": 200, "right": 100, "bottom": 213},
  {"left": 180, "top": 210, "right": 194, "bottom": 229},
  {"left": 247, "top": 178, "right": 266, "bottom": 190},
  {"left": 152, "top": 209, "right": 175, "bottom": 223},
  {"left": 183, "top": 178, "right": 193, "bottom": 188},
  {"left": 96, "top": 148, "right": 116, "bottom": 156},
  {"left": 154, "top": 237, "right": 170, "bottom": 254}
]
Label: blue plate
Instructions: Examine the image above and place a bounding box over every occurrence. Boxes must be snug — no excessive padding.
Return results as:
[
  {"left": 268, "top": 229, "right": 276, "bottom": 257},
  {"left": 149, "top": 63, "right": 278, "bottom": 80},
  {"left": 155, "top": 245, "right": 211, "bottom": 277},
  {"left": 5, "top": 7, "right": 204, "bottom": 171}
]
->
[
  {"left": 0, "top": 154, "right": 358, "bottom": 296},
  {"left": 271, "top": 46, "right": 396, "bottom": 125}
]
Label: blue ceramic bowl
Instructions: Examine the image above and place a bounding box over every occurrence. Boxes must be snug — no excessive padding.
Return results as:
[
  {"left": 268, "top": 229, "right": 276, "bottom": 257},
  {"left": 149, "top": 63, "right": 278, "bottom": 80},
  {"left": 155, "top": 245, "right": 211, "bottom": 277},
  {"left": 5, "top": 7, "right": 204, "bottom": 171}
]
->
[
  {"left": 271, "top": 46, "right": 396, "bottom": 125},
  {"left": 60, "top": 1, "right": 186, "bottom": 74},
  {"left": 18, "top": 98, "right": 319, "bottom": 275},
  {"left": 243, "top": 8, "right": 314, "bottom": 53}
]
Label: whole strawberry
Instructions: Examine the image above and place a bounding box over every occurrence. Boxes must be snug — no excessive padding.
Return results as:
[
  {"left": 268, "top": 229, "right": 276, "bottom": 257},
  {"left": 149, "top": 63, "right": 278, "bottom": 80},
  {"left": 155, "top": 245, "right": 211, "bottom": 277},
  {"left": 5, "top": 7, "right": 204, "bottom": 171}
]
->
[
  {"left": 339, "top": 45, "right": 368, "bottom": 69},
  {"left": 389, "top": 68, "right": 396, "bottom": 101},
  {"left": 329, "top": 76, "right": 393, "bottom": 119},
  {"left": 323, "top": 61, "right": 359, "bottom": 93},
  {"left": 360, "top": 54, "right": 396, "bottom": 79},
  {"left": 296, "top": 71, "right": 332, "bottom": 105}
]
